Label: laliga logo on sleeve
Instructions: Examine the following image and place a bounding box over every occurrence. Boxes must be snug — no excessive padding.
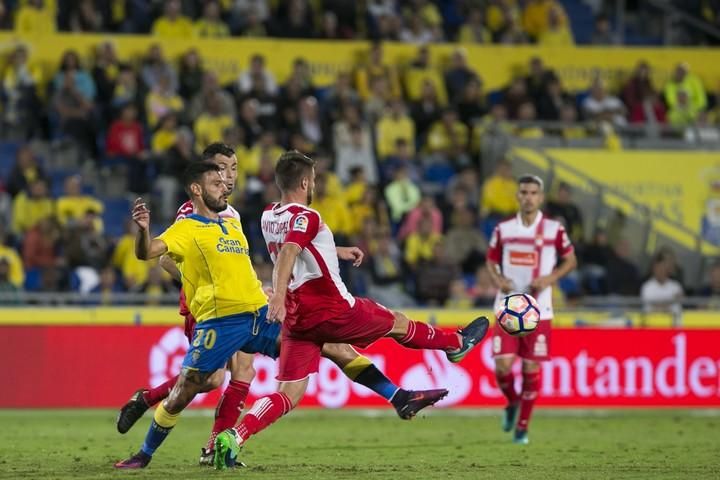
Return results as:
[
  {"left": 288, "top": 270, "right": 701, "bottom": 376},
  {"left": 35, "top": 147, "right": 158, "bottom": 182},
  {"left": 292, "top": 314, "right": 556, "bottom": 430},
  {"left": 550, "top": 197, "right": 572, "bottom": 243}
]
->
[
  {"left": 149, "top": 327, "right": 209, "bottom": 405},
  {"left": 400, "top": 350, "right": 472, "bottom": 406},
  {"left": 292, "top": 215, "right": 308, "bottom": 232}
]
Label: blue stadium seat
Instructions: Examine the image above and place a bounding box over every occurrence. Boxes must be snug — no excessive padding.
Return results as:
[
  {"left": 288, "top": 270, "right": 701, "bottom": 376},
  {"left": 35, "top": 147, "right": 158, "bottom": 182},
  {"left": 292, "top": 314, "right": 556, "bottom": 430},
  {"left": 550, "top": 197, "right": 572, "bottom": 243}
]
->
[
  {"left": 24, "top": 268, "right": 43, "bottom": 292},
  {"left": 0, "top": 142, "right": 20, "bottom": 180},
  {"left": 102, "top": 197, "right": 131, "bottom": 238},
  {"left": 424, "top": 163, "right": 456, "bottom": 186}
]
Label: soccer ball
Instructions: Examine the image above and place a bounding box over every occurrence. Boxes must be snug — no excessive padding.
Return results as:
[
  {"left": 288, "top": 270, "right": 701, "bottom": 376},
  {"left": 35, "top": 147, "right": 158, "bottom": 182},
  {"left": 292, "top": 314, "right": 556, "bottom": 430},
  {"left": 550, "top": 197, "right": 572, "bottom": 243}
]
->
[{"left": 495, "top": 293, "right": 540, "bottom": 337}]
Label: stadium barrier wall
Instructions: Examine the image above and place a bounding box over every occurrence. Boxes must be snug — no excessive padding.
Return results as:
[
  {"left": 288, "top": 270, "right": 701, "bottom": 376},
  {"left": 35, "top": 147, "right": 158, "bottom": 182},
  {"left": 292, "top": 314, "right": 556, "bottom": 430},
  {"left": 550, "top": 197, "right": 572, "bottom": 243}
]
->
[
  {"left": 2, "top": 326, "right": 719, "bottom": 408},
  {"left": 2, "top": 33, "right": 719, "bottom": 92}
]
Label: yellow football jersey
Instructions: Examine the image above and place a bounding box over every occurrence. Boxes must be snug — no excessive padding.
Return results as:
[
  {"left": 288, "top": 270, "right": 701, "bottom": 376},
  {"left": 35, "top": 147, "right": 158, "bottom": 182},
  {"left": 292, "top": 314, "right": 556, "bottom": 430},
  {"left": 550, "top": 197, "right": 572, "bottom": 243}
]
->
[{"left": 158, "top": 214, "right": 267, "bottom": 322}]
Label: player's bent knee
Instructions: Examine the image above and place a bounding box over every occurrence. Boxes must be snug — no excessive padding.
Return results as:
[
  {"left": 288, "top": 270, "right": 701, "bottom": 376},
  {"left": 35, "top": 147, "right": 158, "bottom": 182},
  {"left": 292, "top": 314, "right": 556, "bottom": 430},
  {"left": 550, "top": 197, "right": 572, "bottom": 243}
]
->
[
  {"left": 278, "top": 378, "right": 309, "bottom": 408},
  {"left": 320, "top": 343, "right": 358, "bottom": 367}
]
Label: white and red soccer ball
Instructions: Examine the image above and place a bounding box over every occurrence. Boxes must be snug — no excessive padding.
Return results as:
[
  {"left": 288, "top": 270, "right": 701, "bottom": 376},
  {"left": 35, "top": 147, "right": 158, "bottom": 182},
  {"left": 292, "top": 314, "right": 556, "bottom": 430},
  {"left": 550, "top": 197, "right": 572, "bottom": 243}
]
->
[{"left": 495, "top": 293, "right": 540, "bottom": 337}]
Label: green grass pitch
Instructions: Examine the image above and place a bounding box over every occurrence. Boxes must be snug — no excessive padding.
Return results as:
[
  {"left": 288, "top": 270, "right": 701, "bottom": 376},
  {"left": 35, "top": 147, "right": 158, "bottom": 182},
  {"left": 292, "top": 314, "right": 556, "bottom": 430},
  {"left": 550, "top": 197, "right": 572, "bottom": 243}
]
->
[{"left": 1, "top": 408, "right": 718, "bottom": 479}]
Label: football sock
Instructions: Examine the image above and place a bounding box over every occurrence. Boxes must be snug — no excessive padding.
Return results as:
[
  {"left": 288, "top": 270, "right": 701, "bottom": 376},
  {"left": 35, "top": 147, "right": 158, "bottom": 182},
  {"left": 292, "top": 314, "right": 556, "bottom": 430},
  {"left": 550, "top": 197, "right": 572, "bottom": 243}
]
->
[
  {"left": 205, "top": 380, "right": 250, "bottom": 450},
  {"left": 517, "top": 371, "right": 540, "bottom": 430},
  {"left": 143, "top": 376, "right": 178, "bottom": 406},
  {"left": 140, "top": 403, "right": 179, "bottom": 456},
  {"left": 398, "top": 321, "right": 462, "bottom": 351},
  {"left": 343, "top": 356, "right": 399, "bottom": 401},
  {"left": 496, "top": 371, "right": 519, "bottom": 405},
  {"left": 233, "top": 392, "right": 292, "bottom": 443}
]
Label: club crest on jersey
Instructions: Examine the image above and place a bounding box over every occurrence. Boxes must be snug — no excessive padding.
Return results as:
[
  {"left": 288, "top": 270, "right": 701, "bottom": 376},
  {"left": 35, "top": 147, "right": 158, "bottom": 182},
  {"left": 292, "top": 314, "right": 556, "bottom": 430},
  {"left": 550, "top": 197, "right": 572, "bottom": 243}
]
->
[{"left": 292, "top": 215, "right": 309, "bottom": 232}]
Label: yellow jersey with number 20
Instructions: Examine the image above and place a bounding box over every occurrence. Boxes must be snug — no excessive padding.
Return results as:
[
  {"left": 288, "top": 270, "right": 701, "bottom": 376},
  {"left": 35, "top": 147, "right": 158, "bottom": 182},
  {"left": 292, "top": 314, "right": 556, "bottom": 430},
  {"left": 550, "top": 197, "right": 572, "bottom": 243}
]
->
[{"left": 157, "top": 213, "right": 267, "bottom": 322}]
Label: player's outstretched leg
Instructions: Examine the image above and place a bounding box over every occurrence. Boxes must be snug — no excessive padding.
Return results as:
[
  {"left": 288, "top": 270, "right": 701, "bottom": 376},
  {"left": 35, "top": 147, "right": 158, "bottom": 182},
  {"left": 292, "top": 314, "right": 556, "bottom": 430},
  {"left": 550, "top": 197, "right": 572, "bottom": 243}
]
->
[
  {"left": 514, "top": 364, "right": 540, "bottom": 445},
  {"left": 495, "top": 356, "right": 520, "bottom": 433}
]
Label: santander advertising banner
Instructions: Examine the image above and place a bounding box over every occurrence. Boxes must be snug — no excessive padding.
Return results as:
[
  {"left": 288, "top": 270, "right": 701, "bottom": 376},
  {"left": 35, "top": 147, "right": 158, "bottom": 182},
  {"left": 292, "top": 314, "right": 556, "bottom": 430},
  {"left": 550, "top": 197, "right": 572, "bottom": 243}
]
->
[{"left": 2, "top": 326, "right": 719, "bottom": 408}]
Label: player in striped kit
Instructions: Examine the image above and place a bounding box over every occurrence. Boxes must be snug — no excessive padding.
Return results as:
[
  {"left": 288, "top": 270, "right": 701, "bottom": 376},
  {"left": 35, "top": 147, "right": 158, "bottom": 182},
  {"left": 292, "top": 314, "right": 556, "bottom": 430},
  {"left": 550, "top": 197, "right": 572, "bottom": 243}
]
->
[{"left": 486, "top": 174, "right": 577, "bottom": 445}]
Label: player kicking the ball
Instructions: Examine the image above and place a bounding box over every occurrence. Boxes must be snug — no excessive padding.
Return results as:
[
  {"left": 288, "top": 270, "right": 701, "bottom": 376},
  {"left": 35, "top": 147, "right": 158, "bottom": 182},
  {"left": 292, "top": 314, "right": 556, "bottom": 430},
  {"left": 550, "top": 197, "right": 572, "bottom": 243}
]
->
[
  {"left": 213, "top": 151, "right": 490, "bottom": 469},
  {"left": 114, "top": 162, "right": 449, "bottom": 470},
  {"left": 486, "top": 174, "right": 577, "bottom": 445}
]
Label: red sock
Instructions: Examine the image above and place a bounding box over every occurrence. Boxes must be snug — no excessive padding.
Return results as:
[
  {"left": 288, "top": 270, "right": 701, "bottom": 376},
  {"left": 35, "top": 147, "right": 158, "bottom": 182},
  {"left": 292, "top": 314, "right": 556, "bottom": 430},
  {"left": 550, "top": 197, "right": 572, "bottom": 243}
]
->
[
  {"left": 517, "top": 371, "right": 540, "bottom": 430},
  {"left": 233, "top": 392, "right": 292, "bottom": 443},
  {"left": 205, "top": 380, "right": 250, "bottom": 450},
  {"left": 397, "top": 321, "right": 461, "bottom": 351},
  {"left": 496, "top": 371, "right": 519, "bottom": 405},
  {"left": 143, "top": 375, "right": 179, "bottom": 406}
]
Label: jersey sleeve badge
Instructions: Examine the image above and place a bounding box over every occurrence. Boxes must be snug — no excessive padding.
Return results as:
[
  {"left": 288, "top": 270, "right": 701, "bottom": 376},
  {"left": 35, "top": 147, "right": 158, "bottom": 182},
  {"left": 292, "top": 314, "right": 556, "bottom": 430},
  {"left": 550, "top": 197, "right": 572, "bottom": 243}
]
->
[{"left": 292, "top": 215, "right": 309, "bottom": 233}]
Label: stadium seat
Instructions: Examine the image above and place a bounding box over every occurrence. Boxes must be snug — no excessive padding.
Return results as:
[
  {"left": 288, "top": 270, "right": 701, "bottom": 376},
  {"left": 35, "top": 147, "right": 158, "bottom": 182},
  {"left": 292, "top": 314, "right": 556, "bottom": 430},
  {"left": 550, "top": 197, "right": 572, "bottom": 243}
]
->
[{"left": 102, "top": 197, "right": 131, "bottom": 238}]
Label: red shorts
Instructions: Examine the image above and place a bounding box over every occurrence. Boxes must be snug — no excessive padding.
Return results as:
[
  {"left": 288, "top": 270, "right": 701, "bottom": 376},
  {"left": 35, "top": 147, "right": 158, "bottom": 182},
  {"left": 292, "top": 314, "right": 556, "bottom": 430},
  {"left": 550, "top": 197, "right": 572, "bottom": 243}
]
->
[
  {"left": 491, "top": 319, "right": 551, "bottom": 361},
  {"left": 277, "top": 297, "right": 396, "bottom": 381}
]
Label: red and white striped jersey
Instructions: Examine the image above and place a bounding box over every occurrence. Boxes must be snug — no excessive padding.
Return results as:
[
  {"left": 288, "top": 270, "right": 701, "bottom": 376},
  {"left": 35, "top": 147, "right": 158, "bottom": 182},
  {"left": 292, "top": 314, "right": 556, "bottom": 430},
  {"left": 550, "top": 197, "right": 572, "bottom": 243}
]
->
[
  {"left": 175, "top": 200, "right": 240, "bottom": 222},
  {"left": 486, "top": 212, "right": 573, "bottom": 320},
  {"left": 261, "top": 202, "right": 355, "bottom": 329}
]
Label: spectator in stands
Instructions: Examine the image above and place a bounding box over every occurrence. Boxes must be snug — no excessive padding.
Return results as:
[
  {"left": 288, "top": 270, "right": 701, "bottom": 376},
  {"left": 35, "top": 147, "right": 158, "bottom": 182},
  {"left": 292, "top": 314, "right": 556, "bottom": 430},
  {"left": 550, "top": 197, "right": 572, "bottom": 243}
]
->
[
  {"left": 14, "top": 0, "right": 55, "bottom": 35},
  {"left": 503, "top": 78, "right": 531, "bottom": 120},
  {"left": 155, "top": 127, "right": 196, "bottom": 220},
  {"left": 111, "top": 219, "right": 150, "bottom": 289},
  {"left": 622, "top": 61, "right": 667, "bottom": 125},
  {"left": 444, "top": 206, "right": 487, "bottom": 274},
  {"left": 92, "top": 42, "right": 121, "bottom": 118},
  {"left": 311, "top": 172, "right": 352, "bottom": 240},
  {"left": 151, "top": 112, "right": 178, "bottom": 154},
  {"left": 324, "top": 72, "right": 361, "bottom": 124},
  {"left": 656, "top": 245, "right": 685, "bottom": 287},
  {"left": 318, "top": 10, "right": 341, "bottom": 39},
  {"left": 139, "top": 265, "right": 175, "bottom": 304},
  {"left": 524, "top": 57, "right": 556, "bottom": 105},
  {"left": 410, "top": 79, "right": 443, "bottom": 141},
  {"left": 496, "top": 11, "right": 529, "bottom": 44},
  {"left": 591, "top": 14, "right": 615, "bottom": 45},
  {"left": 246, "top": 131, "right": 283, "bottom": 177},
  {"left": 559, "top": 103, "right": 587, "bottom": 139},
  {"left": 11, "top": 178, "right": 54, "bottom": 235},
  {"left": 188, "top": 71, "right": 235, "bottom": 122},
  {"left": 151, "top": 0, "right": 193, "bottom": 38},
  {"left": 698, "top": 262, "right": 720, "bottom": 305},
  {"left": 376, "top": 98, "right": 415, "bottom": 158},
  {"left": 2, "top": 45, "right": 42, "bottom": 140},
  {"left": 426, "top": 107, "right": 470, "bottom": 167},
  {"left": 298, "top": 96, "right": 324, "bottom": 148},
  {"left": 112, "top": 65, "right": 142, "bottom": 112},
  {"left": 336, "top": 125, "right": 378, "bottom": 185},
  {"left": 64, "top": 209, "right": 107, "bottom": 272},
  {"left": 664, "top": 63, "right": 707, "bottom": 115},
  {"left": 668, "top": 90, "right": 702, "bottom": 128},
  {"left": 446, "top": 167, "right": 479, "bottom": 209},
  {"left": 455, "top": 77, "right": 488, "bottom": 127},
  {"left": 355, "top": 42, "right": 401, "bottom": 100},
  {"left": 193, "top": 91, "right": 234, "bottom": 152},
  {"left": 606, "top": 238, "right": 640, "bottom": 295},
  {"left": 343, "top": 166, "right": 369, "bottom": 210},
  {"left": 141, "top": 44, "right": 178, "bottom": 93},
  {"left": 106, "top": 103, "right": 148, "bottom": 176},
  {"left": 397, "top": 193, "right": 443, "bottom": 241},
  {"left": 90, "top": 266, "right": 123, "bottom": 305},
  {"left": 373, "top": 13, "right": 402, "bottom": 41},
  {"left": 194, "top": 0, "right": 230, "bottom": 37},
  {"left": 443, "top": 48, "right": 478, "bottom": 104},
  {"left": 145, "top": 72, "right": 183, "bottom": 129},
  {"left": 536, "top": 77, "right": 572, "bottom": 121},
  {"left": 53, "top": 49, "right": 97, "bottom": 103},
  {"left": 400, "top": 12, "right": 440, "bottom": 44},
  {"left": 404, "top": 214, "right": 442, "bottom": 269},
  {"left": 458, "top": 7, "right": 491, "bottom": 43},
  {"left": 641, "top": 255, "right": 684, "bottom": 314},
  {"left": 469, "top": 265, "right": 498, "bottom": 307},
  {"left": 415, "top": 241, "right": 458, "bottom": 305},
  {"left": 582, "top": 78, "right": 627, "bottom": 127},
  {"left": 68, "top": 0, "right": 104, "bottom": 32},
  {"left": 53, "top": 68, "right": 98, "bottom": 159},
  {"left": 486, "top": 0, "right": 521, "bottom": 38},
  {"left": 0, "top": 229, "right": 24, "bottom": 289},
  {"left": 445, "top": 278, "right": 473, "bottom": 308},
  {"left": 538, "top": 5, "right": 574, "bottom": 46},
  {"left": 367, "top": 228, "right": 416, "bottom": 308},
  {"left": 522, "top": 0, "right": 567, "bottom": 41},
  {"left": 56, "top": 175, "right": 104, "bottom": 230},
  {"left": 546, "top": 182, "right": 584, "bottom": 245},
  {"left": 6, "top": 145, "right": 47, "bottom": 198},
  {"left": 480, "top": 160, "right": 518, "bottom": 223},
  {"left": 273, "top": 0, "right": 315, "bottom": 38},
  {"left": 514, "top": 101, "right": 543, "bottom": 138},
  {"left": 178, "top": 49, "right": 205, "bottom": 102},
  {"left": 0, "top": 258, "right": 21, "bottom": 304},
  {"left": 364, "top": 76, "right": 393, "bottom": 123},
  {"left": 384, "top": 163, "right": 421, "bottom": 225},
  {"left": 582, "top": 229, "right": 612, "bottom": 295},
  {"left": 237, "top": 54, "right": 277, "bottom": 97},
  {"left": 22, "top": 217, "right": 60, "bottom": 272},
  {"left": 333, "top": 104, "right": 368, "bottom": 151}
]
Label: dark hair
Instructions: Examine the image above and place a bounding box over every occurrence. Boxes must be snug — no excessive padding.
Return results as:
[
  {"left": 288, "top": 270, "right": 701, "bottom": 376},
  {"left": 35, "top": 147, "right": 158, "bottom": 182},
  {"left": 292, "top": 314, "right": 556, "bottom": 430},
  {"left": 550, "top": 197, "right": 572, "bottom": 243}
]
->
[
  {"left": 201, "top": 142, "right": 235, "bottom": 162},
  {"left": 182, "top": 162, "right": 221, "bottom": 196},
  {"left": 517, "top": 174, "right": 545, "bottom": 191},
  {"left": 275, "top": 150, "right": 315, "bottom": 192}
]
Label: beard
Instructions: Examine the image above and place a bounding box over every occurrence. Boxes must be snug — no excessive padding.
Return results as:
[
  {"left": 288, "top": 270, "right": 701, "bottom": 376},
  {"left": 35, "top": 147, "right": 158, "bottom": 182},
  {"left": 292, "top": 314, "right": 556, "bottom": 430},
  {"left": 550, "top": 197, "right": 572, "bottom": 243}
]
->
[
  {"left": 202, "top": 190, "right": 228, "bottom": 213},
  {"left": 307, "top": 187, "right": 314, "bottom": 206}
]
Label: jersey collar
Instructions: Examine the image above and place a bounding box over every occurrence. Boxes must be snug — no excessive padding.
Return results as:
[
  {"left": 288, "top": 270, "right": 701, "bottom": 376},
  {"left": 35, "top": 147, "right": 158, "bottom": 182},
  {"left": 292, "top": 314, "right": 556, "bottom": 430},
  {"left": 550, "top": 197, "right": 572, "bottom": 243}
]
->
[{"left": 187, "top": 213, "right": 228, "bottom": 234}]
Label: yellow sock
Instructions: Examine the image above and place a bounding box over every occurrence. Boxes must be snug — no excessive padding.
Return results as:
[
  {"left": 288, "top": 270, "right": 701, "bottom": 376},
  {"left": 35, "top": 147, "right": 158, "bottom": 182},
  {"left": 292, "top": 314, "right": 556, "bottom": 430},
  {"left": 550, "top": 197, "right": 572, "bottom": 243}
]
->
[
  {"left": 342, "top": 355, "right": 373, "bottom": 380},
  {"left": 153, "top": 402, "right": 180, "bottom": 429}
]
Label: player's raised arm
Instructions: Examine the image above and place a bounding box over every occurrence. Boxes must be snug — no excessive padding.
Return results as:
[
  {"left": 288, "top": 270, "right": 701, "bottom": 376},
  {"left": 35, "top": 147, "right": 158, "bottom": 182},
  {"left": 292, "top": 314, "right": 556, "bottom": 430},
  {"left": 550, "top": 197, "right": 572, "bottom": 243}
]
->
[
  {"left": 268, "top": 243, "right": 302, "bottom": 322},
  {"left": 132, "top": 198, "right": 168, "bottom": 260}
]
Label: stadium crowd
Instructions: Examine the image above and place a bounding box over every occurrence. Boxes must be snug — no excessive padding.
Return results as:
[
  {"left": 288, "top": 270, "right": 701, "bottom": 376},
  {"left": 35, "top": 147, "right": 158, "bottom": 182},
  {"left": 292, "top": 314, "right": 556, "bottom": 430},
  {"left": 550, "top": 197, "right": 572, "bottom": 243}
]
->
[{"left": 0, "top": 1, "right": 718, "bottom": 311}]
